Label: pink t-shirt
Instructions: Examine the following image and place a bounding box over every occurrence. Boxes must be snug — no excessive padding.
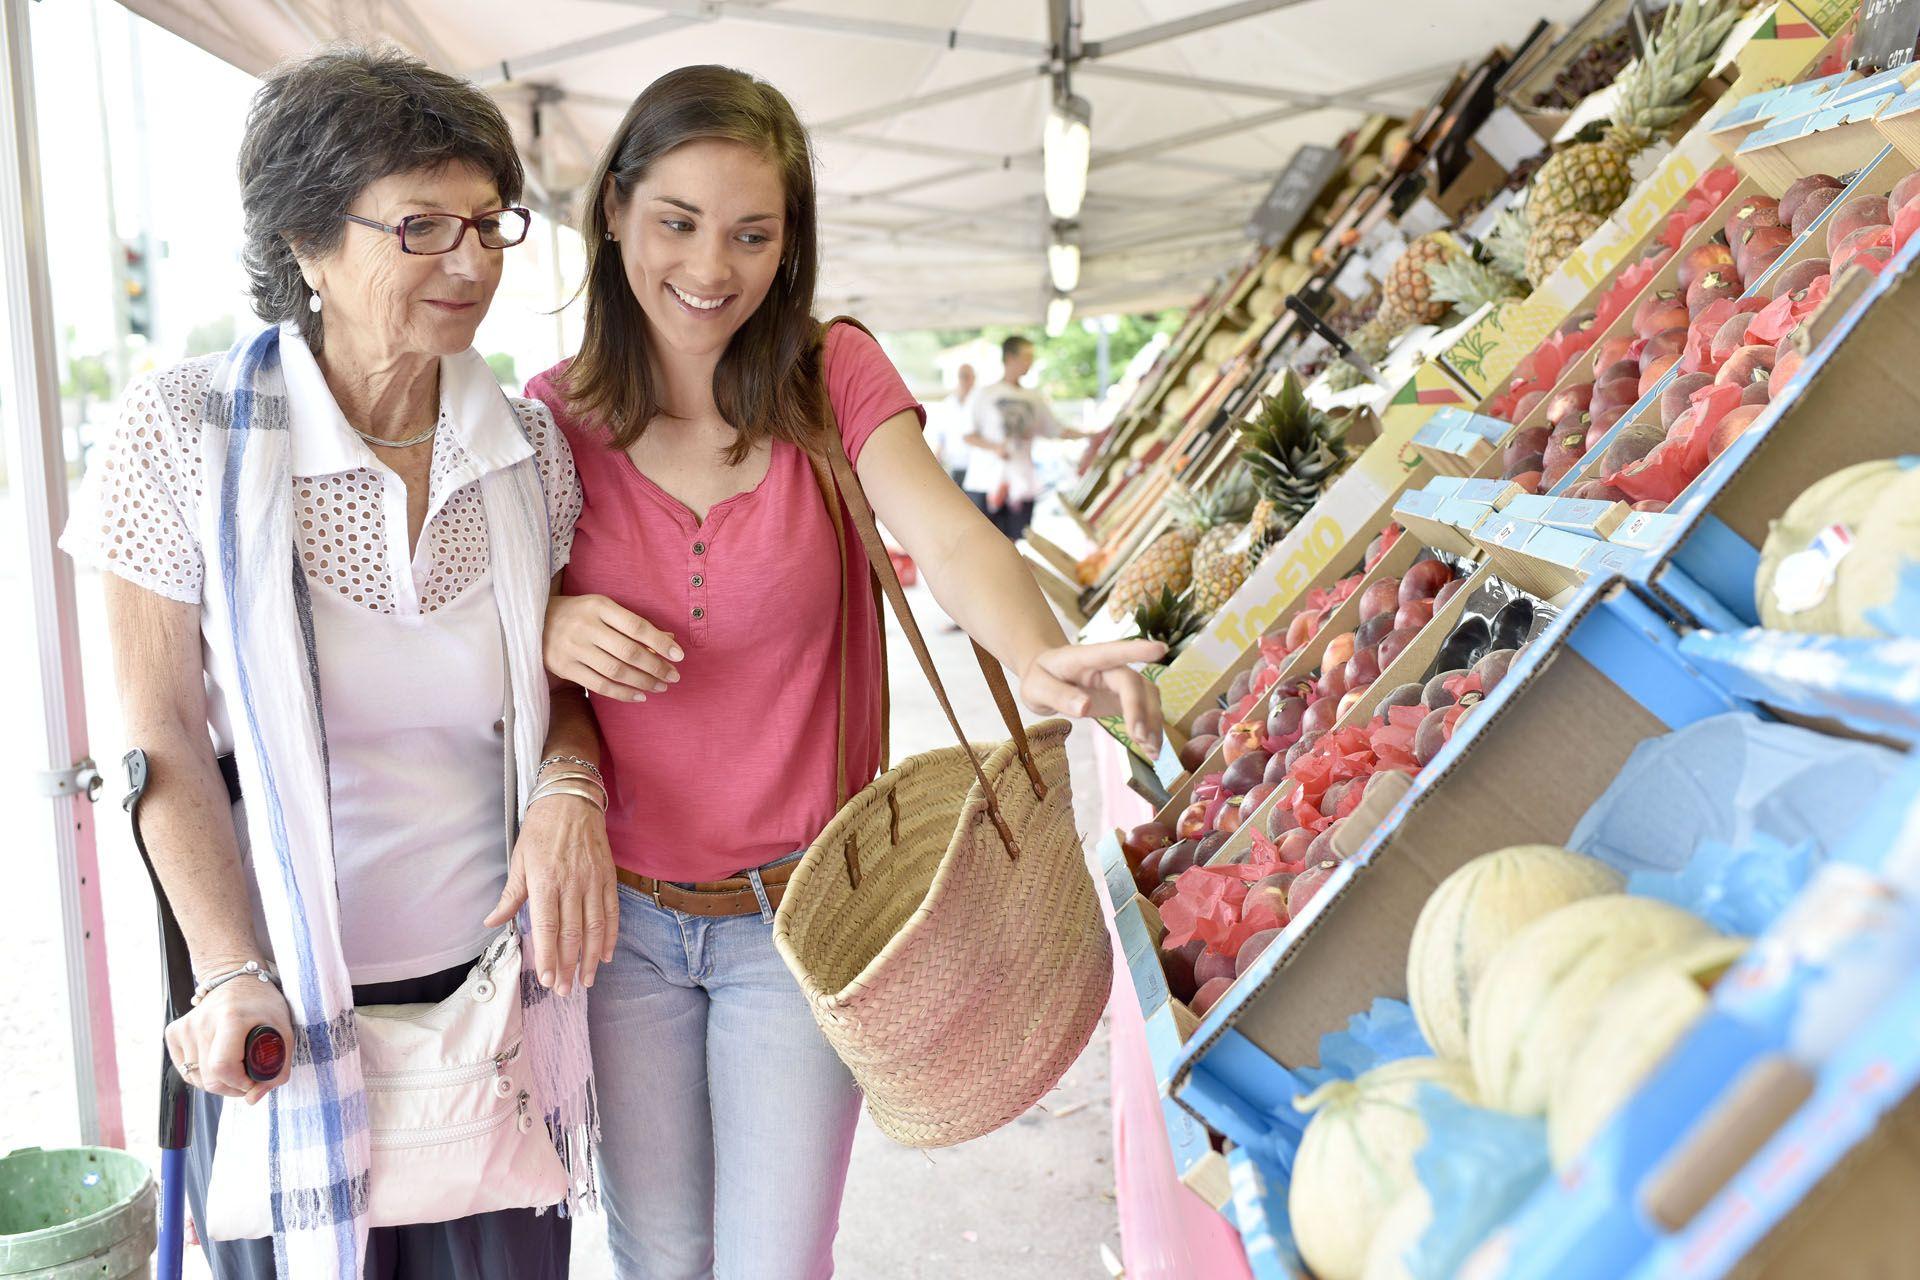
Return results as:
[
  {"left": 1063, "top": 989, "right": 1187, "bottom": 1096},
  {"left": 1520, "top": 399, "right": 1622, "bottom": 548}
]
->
[{"left": 526, "top": 324, "right": 924, "bottom": 882}]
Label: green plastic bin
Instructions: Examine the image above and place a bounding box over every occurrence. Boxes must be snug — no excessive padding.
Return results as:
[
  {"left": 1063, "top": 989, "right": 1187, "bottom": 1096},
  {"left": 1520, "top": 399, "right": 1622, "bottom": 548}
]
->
[{"left": 0, "top": 1147, "right": 155, "bottom": 1279}]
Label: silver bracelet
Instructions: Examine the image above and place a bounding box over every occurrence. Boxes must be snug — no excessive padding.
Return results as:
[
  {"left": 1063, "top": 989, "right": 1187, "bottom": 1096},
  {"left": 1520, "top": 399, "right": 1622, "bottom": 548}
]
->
[
  {"left": 529, "top": 781, "right": 608, "bottom": 812},
  {"left": 536, "top": 769, "right": 606, "bottom": 795},
  {"left": 191, "top": 960, "right": 280, "bottom": 1007},
  {"left": 537, "top": 754, "right": 603, "bottom": 784}
]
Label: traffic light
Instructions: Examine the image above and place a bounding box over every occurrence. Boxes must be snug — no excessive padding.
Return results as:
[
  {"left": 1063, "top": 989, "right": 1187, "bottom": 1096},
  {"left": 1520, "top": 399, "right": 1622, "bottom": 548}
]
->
[{"left": 124, "top": 238, "right": 152, "bottom": 339}]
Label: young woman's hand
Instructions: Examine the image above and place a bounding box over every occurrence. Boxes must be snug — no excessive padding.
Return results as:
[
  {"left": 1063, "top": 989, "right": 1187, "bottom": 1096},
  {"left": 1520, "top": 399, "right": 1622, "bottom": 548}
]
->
[
  {"left": 489, "top": 791, "right": 617, "bottom": 995},
  {"left": 165, "top": 971, "right": 293, "bottom": 1104},
  {"left": 544, "top": 593, "right": 683, "bottom": 702},
  {"left": 1019, "top": 639, "right": 1167, "bottom": 755}
]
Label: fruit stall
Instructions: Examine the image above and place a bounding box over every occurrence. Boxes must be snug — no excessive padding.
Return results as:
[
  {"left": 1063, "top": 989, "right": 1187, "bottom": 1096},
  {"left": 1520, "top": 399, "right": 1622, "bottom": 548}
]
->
[{"left": 1054, "top": 1, "right": 1920, "bottom": 1275}]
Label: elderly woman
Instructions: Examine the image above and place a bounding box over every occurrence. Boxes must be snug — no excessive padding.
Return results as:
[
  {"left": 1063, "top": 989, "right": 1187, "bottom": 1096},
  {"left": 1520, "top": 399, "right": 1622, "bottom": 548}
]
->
[{"left": 61, "top": 47, "right": 606, "bottom": 1279}]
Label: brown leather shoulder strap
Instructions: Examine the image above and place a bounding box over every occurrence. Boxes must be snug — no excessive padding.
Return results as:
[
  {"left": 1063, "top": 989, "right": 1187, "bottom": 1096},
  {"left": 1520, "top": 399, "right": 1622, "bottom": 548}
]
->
[{"left": 813, "top": 318, "right": 1048, "bottom": 848}]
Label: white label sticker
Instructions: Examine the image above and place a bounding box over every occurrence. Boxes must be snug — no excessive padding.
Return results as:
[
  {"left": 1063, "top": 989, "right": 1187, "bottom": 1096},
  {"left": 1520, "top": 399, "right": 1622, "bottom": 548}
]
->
[{"left": 1771, "top": 523, "right": 1854, "bottom": 616}]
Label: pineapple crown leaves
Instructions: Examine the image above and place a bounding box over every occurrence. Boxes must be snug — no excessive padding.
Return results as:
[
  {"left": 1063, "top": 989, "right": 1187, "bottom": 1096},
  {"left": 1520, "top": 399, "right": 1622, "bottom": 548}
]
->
[
  {"left": 1483, "top": 206, "right": 1532, "bottom": 281},
  {"left": 1167, "top": 471, "right": 1257, "bottom": 532},
  {"left": 1424, "top": 251, "right": 1527, "bottom": 316},
  {"left": 1236, "top": 371, "right": 1352, "bottom": 502},
  {"left": 1130, "top": 585, "right": 1204, "bottom": 651},
  {"left": 1608, "top": 0, "right": 1741, "bottom": 141}
]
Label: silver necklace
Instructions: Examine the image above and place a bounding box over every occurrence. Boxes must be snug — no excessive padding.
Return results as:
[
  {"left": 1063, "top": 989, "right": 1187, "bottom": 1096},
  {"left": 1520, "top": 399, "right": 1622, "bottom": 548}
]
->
[{"left": 354, "top": 422, "right": 439, "bottom": 449}]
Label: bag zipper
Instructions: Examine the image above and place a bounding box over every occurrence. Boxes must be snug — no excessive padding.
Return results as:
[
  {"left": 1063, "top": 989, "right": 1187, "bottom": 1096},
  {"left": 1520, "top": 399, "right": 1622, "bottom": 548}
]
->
[
  {"left": 365, "top": 1041, "right": 520, "bottom": 1092},
  {"left": 368, "top": 1103, "right": 514, "bottom": 1150}
]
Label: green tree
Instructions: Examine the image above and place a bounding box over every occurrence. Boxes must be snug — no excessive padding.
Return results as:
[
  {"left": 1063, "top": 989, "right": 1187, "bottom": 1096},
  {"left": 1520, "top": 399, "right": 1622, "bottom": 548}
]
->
[
  {"left": 1031, "top": 310, "right": 1182, "bottom": 401},
  {"left": 485, "top": 352, "right": 519, "bottom": 387}
]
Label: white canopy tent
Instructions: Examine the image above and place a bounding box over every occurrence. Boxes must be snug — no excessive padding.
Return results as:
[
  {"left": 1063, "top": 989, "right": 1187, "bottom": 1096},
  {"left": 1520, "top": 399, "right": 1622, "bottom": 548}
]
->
[
  {"left": 113, "top": 0, "right": 1588, "bottom": 330},
  {"left": 1, "top": 0, "right": 1603, "bottom": 1149}
]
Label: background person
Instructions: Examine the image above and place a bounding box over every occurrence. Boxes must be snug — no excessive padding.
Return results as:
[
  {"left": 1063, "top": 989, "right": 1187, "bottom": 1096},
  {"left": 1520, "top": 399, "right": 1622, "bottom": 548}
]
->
[
  {"left": 922, "top": 361, "right": 976, "bottom": 488},
  {"left": 59, "top": 47, "right": 605, "bottom": 1279},
  {"left": 526, "top": 64, "right": 1165, "bottom": 1280},
  {"left": 962, "top": 334, "right": 1089, "bottom": 541}
]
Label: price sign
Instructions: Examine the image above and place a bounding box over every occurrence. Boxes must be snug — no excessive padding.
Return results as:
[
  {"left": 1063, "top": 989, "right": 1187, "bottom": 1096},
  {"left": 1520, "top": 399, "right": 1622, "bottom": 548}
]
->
[
  {"left": 1246, "top": 145, "right": 1342, "bottom": 247},
  {"left": 1856, "top": 0, "right": 1920, "bottom": 72}
]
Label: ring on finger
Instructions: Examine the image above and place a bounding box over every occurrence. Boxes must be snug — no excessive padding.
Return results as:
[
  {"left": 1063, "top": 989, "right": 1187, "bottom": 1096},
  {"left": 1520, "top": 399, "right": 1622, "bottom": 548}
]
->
[{"left": 181, "top": 1061, "right": 198, "bottom": 1075}]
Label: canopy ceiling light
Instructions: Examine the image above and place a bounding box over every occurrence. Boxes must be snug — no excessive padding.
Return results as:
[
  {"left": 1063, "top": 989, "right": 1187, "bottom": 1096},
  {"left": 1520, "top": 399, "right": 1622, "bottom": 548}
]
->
[
  {"left": 1047, "top": 236, "right": 1081, "bottom": 294},
  {"left": 1043, "top": 92, "right": 1092, "bottom": 222},
  {"left": 1046, "top": 292, "right": 1075, "bottom": 337}
]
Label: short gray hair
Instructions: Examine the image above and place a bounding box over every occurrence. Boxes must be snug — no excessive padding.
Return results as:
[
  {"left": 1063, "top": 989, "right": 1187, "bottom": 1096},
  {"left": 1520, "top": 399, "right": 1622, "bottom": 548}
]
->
[{"left": 237, "top": 45, "right": 524, "bottom": 351}]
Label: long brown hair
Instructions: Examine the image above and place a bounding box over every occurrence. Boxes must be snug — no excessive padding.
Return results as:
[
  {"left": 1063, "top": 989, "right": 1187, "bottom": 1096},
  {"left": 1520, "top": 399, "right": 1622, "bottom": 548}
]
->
[{"left": 564, "top": 65, "right": 820, "bottom": 462}]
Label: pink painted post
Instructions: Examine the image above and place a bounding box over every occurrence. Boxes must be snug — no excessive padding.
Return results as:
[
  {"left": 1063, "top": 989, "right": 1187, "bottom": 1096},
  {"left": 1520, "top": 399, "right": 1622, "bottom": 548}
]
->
[{"left": 1092, "top": 733, "right": 1253, "bottom": 1279}]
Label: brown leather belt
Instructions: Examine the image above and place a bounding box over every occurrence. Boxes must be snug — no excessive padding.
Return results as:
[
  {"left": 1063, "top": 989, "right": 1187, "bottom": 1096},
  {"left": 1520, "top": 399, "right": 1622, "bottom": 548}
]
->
[{"left": 616, "top": 859, "right": 798, "bottom": 918}]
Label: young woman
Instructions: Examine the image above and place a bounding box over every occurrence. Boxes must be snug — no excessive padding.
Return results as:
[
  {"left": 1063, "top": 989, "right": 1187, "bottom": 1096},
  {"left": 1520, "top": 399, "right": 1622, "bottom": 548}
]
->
[{"left": 526, "top": 65, "right": 1163, "bottom": 1279}]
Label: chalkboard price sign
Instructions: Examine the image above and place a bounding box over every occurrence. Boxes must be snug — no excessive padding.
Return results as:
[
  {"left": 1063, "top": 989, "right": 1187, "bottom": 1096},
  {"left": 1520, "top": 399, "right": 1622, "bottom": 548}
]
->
[
  {"left": 1856, "top": 0, "right": 1920, "bottom": 73},
  {"left": 1246, "top": 145, "right": 1342, "bottom": 247}
]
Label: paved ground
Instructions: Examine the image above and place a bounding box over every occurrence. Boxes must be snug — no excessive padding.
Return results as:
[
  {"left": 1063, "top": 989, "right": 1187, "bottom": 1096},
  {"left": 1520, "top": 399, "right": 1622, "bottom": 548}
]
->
[{"left": 2, "top": 517, "right": 1126, "bottom": 1278}]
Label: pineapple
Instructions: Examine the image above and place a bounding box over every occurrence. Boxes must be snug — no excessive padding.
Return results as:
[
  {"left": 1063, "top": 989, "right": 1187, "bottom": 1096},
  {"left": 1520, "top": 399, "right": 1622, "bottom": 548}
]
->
[
  {"left": 1483, "top": 205, "right": 1532, "bottom": 283},
  {"left": 1528, "top": 0, "right": 1741, "bottom": 222},
  {"left": 1237, "top": 372, "right": 1353, "bottom": 562},
  {"left": 1131, "top": 586, "right": 1205, "bottom": 659},
  {"left": 1379, "top": 233, "right": 1456, "bottom": 331},
  {"left": 1423, "top": 252, "right": 1527, "bottom": 322},
  {"left": 1107, "top": 479, "right": 1246, "bottom": 618},
  {"left": 1526, "top": 209, "right": 1605, "bottom": 286},
  {"left": 1167, "top": 479, "right": 1256, "bottom": 616}
]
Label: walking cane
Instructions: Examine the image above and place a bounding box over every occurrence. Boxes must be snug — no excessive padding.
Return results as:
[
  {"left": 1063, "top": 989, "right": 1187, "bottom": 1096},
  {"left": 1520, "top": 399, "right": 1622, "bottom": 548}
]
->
[{"left": 124, "top": 749, "right": 285, "bottom": 1280}]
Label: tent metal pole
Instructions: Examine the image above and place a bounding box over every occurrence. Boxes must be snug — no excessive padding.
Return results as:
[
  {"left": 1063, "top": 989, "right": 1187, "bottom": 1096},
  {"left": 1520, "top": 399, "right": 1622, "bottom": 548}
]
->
[
  {"left": 0, "top": 0, "right": 124, "bottom": 1148},
  {"left": 1083, "top": 0, "right": 1314, "bottom": 59}
]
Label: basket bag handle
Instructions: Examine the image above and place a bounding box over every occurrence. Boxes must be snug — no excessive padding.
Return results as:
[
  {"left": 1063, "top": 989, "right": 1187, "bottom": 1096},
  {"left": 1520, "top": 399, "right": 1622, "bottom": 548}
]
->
[{"left": 808, "top": 317, "right": 1048, "bottom": 864}]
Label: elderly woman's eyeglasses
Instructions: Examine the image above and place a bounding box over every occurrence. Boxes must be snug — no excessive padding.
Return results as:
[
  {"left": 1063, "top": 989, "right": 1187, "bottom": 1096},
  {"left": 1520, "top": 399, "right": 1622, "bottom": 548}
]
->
[{"left": 340, "top": 208, "right": 532, "bottom": 255}]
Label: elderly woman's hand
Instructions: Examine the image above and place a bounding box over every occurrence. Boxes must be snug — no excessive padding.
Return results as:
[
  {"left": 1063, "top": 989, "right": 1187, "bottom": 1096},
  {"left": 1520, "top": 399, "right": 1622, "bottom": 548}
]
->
[
  {"left": 545, "top": 594, "right": 683, "bottom": 702},
  {"left": 487, "top": 787, "right": 616, "bottom": 995},
  {"left": 1019, "top": 639, "right": 1168, "bottom": 756},
  {"left": 165, "top": 969, "right": 294, "bottom": 1104}
]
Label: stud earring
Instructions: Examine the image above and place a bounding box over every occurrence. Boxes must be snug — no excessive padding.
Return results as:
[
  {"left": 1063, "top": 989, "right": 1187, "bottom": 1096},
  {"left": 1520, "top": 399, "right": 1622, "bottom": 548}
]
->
[
  {"left": 604, "top": 230, "right": 615, "bottom": 242},
  {"left": 308, "top": 292, "right": 323, "bottom": 313}
]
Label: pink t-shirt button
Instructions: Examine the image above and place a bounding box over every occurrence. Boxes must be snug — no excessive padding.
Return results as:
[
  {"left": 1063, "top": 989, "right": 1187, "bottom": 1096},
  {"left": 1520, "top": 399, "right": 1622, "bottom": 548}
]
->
[
  {"left": 691, "top": 573, "right": 704, "bottom": 587},
  {"left": 691, "top": 607, "right": 705, "bottom": 620},
  {"left": 692, "top": 541, "right": 706, "bottom": 555}
]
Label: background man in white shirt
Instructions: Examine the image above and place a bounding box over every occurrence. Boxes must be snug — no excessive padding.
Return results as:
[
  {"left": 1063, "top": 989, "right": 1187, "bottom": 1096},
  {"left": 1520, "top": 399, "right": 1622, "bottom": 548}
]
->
[
  {"left": 925, "top": 362, "right": 976, "bottom": 489},
  {"left": 962, "top": 335, "right": 1088, "bottom": 541}
]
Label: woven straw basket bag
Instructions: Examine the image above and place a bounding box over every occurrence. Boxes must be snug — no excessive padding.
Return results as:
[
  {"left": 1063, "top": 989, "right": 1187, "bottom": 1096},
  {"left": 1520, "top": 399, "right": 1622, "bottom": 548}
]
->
[{"left": 772, "top": 320, "right": 1113, "bottom": 1149}]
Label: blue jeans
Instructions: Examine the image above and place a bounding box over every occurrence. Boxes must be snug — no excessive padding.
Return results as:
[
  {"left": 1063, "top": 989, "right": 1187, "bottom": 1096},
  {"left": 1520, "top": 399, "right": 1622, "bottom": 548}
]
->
[{"left": 592, "top": 875, "right": 863, "bottom": 1279}]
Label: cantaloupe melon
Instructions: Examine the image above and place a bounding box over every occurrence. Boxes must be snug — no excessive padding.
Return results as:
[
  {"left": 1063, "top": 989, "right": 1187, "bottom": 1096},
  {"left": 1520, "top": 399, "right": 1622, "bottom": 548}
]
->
[
  {"left": 1360, "top": 1183, "right": 1432, "bottom": 1280},
  {"left": 1470, "top": 895, "right": 1714, "bottom": 1115},
  {"left": 1547, "top": 935, "right": 1749, "bottom": 1168},
  {"left": 1835, "top": 459, "right": 1920, "bottom": 638},
  {"left": 1407, "top": 845, "right": 1623, "bottom": 1061},
  {"left": 1289, "top": 1056, "right": 1476, "bottom": 1280}
]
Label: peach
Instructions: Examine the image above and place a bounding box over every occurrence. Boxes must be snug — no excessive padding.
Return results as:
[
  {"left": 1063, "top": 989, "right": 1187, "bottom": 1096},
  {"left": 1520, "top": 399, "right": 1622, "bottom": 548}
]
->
[
  {"left": 1769, "top": 347, "right": 1805, "bottom": 399},
  {"left": 1833, "top": 224, "right": 1893, "bottom": 274},
  {"left": 1892, "top": 170, "right": 1920, "bottom": 219},
  {"left": 1741, "top": 381, "right": 1772, "bottom": 407},
  {"left": 1192, "top": 708, "right": 1224, "bottom": 737},
  {"left": 1633, "top": 500, "right": 1669, "bottom": 513},
  {"left": 1195, "top": 947, "right": 1237, "bottom": 989},
  {"left": 1377, "top": 681, "right": 1424, "bottom": 712},
  {"left": 1735, "top": 225, "right": 1794, "bottom": 280},
  {"left": 1598, "top": 424, "right": 1665, "bottom": 475},
  {"left": 1401, "top": 558, "right": 1453, "bottom": 602},
  {"left": 1377, "top": 625, "right": 1421, "bottom": 670},
  {"left": 1544, "top": 382, "right": 1594, "bottom": 424},
  {"left": 1677, "top": 242, "right": 1738, "bottom": 293},
  {"left": 1393, "top": 598, "right": 1435, "bottom": 632},
  {"left": 1284, "top": 607, "right": 1321, "bottom": 652},
  {"left": 1569, "top": 480, "right": 1629, "bottom": 502},
  {"left": 1471, "top": 647, "right": 1519, "bottom": 692},
  {"left": 1276, "top": 827, "right": 1314, "bottom": 863},
  {"left": 1661, "top": 371, "right": 1715, "bottom": 428},
  {"left": 1770, "top": 258, "right": 1830, "bottom": 302},
  {"left": 1503, "top": 451, "right": 1544, "bottom": 482},
  {"left": 1336, "top": 687, "right": 1370, "bottom": 721},
  {"left": 1161, "top": 836, "right": 1202, "bottom": 879},
  {"left": 1288, "top": 861, "right": 1339, "bottom": 916},
  {"left": 1715, "top": 344, "right": 1776, "bottom": 388},
  {"left": 1593, "top": 376, "right": 1643, "bottom": 413},
  {"left": 1723, "top": 194, "right": 1781, "bottom": 245},
  {"left": 1542, "top": 422, "right": 1589, "bottom": 481},
  {"left": 1191, "top": 976, "right": 1235, "bottom": 1016},
  {"left": 1826, "top": 195, "right": 1892, "bottom": 255},
  {"left": 1790, "top": 184, "right": 1845, "bottom": 239},
  {"left": 1598, "top": 358, "right": 1640, "bottom": 386},
  {"left": 1641, "top": 326, "right": 1689, "bottom": 367},
  {"left": 1222, "top": 751, "right": 1270, "bottom": 796},
  {"left": 1236, "top": 928, "right": 1284, "bottom": 977},
  {"left": 1707, "top": 404, "right": 1766, "bottom": 459},
  {"left": 1316, "top": 663, "right": 1347, "bottom": 701},
  {"left": 1711, "top": 311, "right": 1756, "bottom": 364},
  {"left": 1321, "top": 631, "right": 1356, "bottom": 668},
  {"left": 1845, "top": 246, "right": 1893, "bottom": 274},
  {"left": 1591, "top": 335, "right": 1636, "bottom": 377},
  {"left": 1221, "top": 721, "right": 1262, "bottom": 765},
  {"left": 1591, "top": 403, "right": 1631, "bottom": 433},
  {"left": 1686, "top": 267, "right": 1742, "bottom": 314},
  {"left": 1301, "top": 695, "right": 1339, "bottom": 737},
  {"left": 1243, "top": 782, "right": 1279, "bottom": 814},
  {"left": 1160, "top": 941, "right": 1201, "bottom": 1001},
  {"left": 1354, "top": 611, "right": 1396, "bottom": 654},
  {"left": 1639, "top": 355, "right": 1679, "bottom": 394},
  {"left": 1503, "top": 425, "right": 1551, "bottom": 468},
  {"left": 1414, "top": 706, "right": 1452, "bottom": 765},
  {"left": 1227, "top": 669, "right": 1252, "bottom": 704},
  {"left": 1434, "top": 578, "right": 1469, "bottom": 610},
  {"left": 1632, "top": 290, "right": 1687, "bottom": 340},
  {"left": 1556, "top": 310, "right": 1599, "bottom": 340},
  {"left": 1177, "top": 735, "right": 1219, "bottom": 772},
  {"left": 1345, "top": 648, "right": 1382, "bottom": 689},
  {"left": 1511, "top": 471, "right": 1545, "bottom": 493},
  {"left": 1358, "top": 578, "right": 1400, "bottom": 623},
  {"left": 1284, "top": 731, "right": 1322, "bottom": 771},
  {"left": 1513, "top": 390, "right": 1549, "bottom": 422},
  {"left": 1780, "top": 174, "right": 1843, "bottom": 226}
]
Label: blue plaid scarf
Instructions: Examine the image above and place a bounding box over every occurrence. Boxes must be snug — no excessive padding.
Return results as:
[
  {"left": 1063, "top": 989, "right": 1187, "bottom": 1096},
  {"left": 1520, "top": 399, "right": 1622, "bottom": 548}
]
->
[{"left": 197, "top": 326, "right": 596, "bottom": 1277}]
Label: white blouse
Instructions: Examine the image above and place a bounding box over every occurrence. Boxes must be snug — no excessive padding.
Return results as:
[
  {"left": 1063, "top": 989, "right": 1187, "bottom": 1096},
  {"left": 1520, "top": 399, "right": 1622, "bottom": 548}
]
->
[{"left": 62, "top": 326, "right": 583, "bottom": 983}]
